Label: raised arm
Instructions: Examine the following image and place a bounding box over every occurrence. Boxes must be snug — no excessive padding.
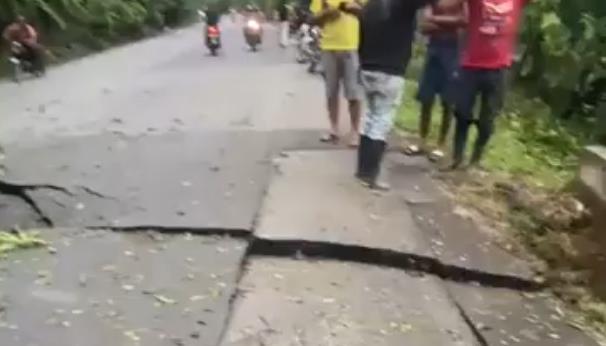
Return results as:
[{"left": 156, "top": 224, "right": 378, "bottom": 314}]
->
[{"left": 339, "top": 0, "right": 364, "bottom": 17}]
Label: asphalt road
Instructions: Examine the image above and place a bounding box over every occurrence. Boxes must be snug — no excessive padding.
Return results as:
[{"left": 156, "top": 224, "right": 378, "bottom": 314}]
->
[
  {"left": 0, "top": 19, "right": 331, "bottom": 231},
  {"left": 0, "top": 18, "right": 598, "bottom": 346},
  {"left": 0, "top": 19, "right": 325, "bottom": 143}
]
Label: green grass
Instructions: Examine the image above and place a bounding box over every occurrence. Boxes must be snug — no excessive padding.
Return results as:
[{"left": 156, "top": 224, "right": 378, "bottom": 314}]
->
[
  {"left": 394, "top": 79, "right": 590, "bottom": 190},
  {"left": 0, "top": 231, "right": 46, "bottom": 255}
]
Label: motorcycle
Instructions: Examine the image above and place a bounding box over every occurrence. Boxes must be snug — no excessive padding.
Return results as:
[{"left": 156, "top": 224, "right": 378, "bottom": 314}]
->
[
  {"left": 243, "top": 19, "right": 262, "bottom": 51},
  {"left": 307, "top": 26, "right": 322, "bottom": 74},
  {"left": 206, "top": 25, "right": 221, "bottom": 56},
  {"left": 295, "top": 24, "right": 322, "bottom": 74},
  {"left": 9, "top": 41, "right": 45, "bottom": 83}
]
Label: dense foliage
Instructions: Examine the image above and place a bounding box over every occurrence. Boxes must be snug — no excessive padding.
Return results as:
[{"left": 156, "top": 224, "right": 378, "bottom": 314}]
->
[
  {"left": 0, "top": 0, "right": 194, "bottom": 50},
  {"left": 518, "top": 0, "right": 606, "bottom": 128}
]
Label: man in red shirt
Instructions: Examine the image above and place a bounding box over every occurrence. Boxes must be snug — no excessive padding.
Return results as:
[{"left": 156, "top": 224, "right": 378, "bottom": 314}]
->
[{"left": 437, "top": 0, "right": 529, "bottom": 169}]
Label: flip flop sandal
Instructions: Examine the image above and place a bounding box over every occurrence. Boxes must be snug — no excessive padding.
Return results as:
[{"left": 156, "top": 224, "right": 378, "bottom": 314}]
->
[
  {"left": 320, "top": 133, "right": 339, "bottom": 144},
  {"left": 403, "top": 144, "right": 425, "bottom": 156},
  {"left": 428, "top": 149, "right": 445, "bottom": 162}
]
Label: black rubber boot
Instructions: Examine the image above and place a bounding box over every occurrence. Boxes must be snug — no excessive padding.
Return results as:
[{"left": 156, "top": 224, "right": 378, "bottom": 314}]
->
[
  {"left": 367, "top": 139, "right": 389, "bottom": 190},
  {"left": 356, "top": 135, "right": 373, "bottom": 180}
]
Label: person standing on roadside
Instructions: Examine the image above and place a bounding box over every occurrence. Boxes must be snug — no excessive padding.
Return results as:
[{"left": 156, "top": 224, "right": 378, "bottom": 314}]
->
[
  {"left": 278, "top": 0, "right": 290, "bottom": 47},
  {"left": 404, "top": 4, "right": 467, "bottom": 162},
  {"left": 310, "top": 0, "right": 363, "bottom": 147},
  {"left": 437, "top": 0, "right": 530, "bottom": 169},
  {"left": 348, "top": 0, "right": 440, "bottom": 189}
]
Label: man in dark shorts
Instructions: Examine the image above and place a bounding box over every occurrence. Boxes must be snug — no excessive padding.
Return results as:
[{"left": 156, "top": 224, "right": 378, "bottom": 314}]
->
[
  {"left": 350, "top": 0, "right": 440, "bottom": 189},
  {"left": 405, "top": 4, "right": 466, "bottom": 161},
  {"left": 437, "top": 0, "right": 530, "bottom": 169}
]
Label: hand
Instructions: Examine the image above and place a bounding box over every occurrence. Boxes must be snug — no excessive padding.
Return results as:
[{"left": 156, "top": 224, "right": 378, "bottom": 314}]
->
[
  {"left": 420, "top": 20, "right": 440, "bottom": 34},
  {"left": 339, "top": 1, "right": 362, "bottom": 14},
  {"left": 321, "top": 7, "right": 341, "bottom": 21}
]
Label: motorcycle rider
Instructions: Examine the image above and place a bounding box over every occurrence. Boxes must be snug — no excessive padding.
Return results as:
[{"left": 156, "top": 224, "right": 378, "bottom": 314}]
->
[
  {"left": 203, "top": 3, "right": 222, "bottom": 53},
  {"left": 3, "top": 15, "right": 45, "bottom": 72},
  {"left": 277, "top": 0, "right": 290, "bottom": 47},
  {"left": 243, "top": 4, "right": 264, "bottom": 48},
  {"left": 205, "top": 3, "right": 220, "bottom": 27}
]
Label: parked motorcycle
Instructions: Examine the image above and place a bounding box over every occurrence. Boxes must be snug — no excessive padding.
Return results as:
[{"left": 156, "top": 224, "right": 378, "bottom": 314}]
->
[
  {"left": 295, "top": 24, "right": 322, "bottom": 74},
  {"left": 206, "top": 25, "right": 221, "bottom": 56},
  {"left": 244, "top": 19, "right": 262, "bottom": 51},
  {"left": 9, "top": 41, "right": 45, "bottom": 83}
]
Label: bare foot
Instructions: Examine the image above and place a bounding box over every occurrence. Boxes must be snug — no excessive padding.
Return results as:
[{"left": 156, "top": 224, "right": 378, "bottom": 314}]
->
[
  {"left": 348, "top": 132, "right": 360, "bottom": 148},
  {"left": 320, "top": 133, "right": 339, "bottom": 144}
]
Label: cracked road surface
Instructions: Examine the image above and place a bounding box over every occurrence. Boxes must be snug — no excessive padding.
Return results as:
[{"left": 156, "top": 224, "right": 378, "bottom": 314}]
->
[{"left": 0, "top": 20, "right": 599, "bottom": 346}]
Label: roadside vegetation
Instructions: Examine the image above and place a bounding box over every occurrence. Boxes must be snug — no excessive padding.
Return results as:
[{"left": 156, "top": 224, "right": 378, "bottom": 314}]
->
[
  {"left": 397, "top": 0, "right": 606, "bottom": 338},
  {"left": 0, "top": 231, "right": 46, "bottom": 255}
]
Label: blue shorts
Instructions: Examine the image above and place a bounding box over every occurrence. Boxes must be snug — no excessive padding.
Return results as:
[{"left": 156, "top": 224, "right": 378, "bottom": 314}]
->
[{"left": 416, "top": 38, "right": 460, "bottom": 105}]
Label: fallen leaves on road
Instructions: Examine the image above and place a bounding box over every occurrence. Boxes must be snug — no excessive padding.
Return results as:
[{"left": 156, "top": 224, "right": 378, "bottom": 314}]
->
[
  {"left": 153, "top": 294, "right": 177, "bottom": 305},
  {"left": 124, "top": 330, "right": 141, "bottom": 342},
  {"left": 390, "top": 322, "right": 413, "bottom": 334},
  {"left": 0, "top": 231, "right": 47, "bottom": 254}
]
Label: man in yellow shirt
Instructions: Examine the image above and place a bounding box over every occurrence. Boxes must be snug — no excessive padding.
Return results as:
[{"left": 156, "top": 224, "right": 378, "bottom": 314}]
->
[{"left": 311, "top": 0, "right": 362, "bottom": 147}]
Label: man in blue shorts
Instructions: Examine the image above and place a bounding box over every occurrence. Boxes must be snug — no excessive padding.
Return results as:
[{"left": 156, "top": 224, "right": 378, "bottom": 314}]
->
[{"left": 405, "top": 4, "right": 466, "bottom": 161}]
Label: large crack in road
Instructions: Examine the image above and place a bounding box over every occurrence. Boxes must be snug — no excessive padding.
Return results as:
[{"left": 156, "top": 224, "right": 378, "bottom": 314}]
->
[{"left": 0, "top": 180, "right": 542, "bottom": 346}]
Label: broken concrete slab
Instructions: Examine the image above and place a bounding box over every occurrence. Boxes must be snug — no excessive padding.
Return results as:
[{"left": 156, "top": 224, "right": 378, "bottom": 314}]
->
[
  {"left": 0, "top": 229, "right": 246, "bottom": 346},
  {"left": 447, "top": 282, "right": 600, "bottom": 346},
  {"left": 0, "top": 194, "right": 46, "bottom": 230},
  {"left": 255, "top": 150, "right": 433, "bottom": 257},
  {"left": 2, "top": 132, "right": 271, "bottom": 230},
  {"left": 221, "top": 258, "right": 479, "bottom": 346},
  {"left": 387, "top": 155, "right": 537, "bottom": 283}
]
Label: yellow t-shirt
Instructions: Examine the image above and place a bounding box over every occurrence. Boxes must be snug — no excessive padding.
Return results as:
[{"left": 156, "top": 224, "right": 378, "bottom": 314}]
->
[{"left": 310, "top": 0, "right": 360, "bottom": 51}]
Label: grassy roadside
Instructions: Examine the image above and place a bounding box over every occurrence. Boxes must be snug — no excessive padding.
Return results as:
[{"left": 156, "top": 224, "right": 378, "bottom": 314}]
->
[{"left": 395, "top": 75, "right": 606, "bottom": 340}]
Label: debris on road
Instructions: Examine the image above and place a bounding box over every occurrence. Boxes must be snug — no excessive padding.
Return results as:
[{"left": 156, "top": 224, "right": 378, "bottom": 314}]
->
[{"left": 0, "top": 231, "right": 46, "bottom": 254}]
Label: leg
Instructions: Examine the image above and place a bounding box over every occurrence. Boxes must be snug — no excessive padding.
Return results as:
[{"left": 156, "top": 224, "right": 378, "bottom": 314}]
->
[
  {"left": 437, "top": 100, "right": 452, "bottom": 148},
  {"left": 412, "top": 47, "right": 440, "bottom": 154},
  {"left": 470, "top": 69, "right": 506, "bottom": 165},
  {"left": 321, "top": 51, "right": 341, "bottom": 141},
  {"left": 280, "top": 21, "right": 289, "bottom": 47},
  {"left": 360, "top": 70, "right": 405, "bottom": 189},
  {"left": 451, "top": 68, "right": 478, "bottom": 168},
  {"left": 433, "top": 40, "right": 458, "bottom": 155},
  {"left": 348, "top": 99, "right": 362, "bottom": 146},
  {"left": 419, "top": 101, "right": 434, "bottom": 146},
  {"left": 357, "top": 71, "right": 379, "bottom": 179},
  {"left": 26, "top": 43, "right": 45, "bottom": 73},
  {"left": 342, "top": 51, "right": 363, "bottom": 146},
  {"left": 428, "top": 100, "right": 452, "bottom": 162}
]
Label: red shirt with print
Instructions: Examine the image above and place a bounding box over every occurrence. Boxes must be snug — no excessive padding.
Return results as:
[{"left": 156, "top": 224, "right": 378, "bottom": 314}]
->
[{"left": 461, "top": 0, "right": 527, "bottom": 69}]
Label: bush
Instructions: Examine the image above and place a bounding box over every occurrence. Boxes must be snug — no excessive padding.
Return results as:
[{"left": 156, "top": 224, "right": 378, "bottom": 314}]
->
[{"left": 517, "top": 0, "right": 606, "bottom": 126}]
